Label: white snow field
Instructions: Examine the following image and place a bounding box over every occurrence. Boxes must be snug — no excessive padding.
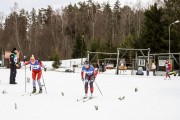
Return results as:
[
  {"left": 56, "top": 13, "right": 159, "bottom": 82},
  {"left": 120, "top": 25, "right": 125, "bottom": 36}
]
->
[{"left": 0, "top": 62, "right": 180, "bottom": 120}]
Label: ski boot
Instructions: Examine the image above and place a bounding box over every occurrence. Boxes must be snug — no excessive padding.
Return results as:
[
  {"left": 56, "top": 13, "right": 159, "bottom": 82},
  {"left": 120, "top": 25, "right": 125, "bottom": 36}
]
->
[
  {"left": 90, "top": 93, "right": 93, "bottom": 99},
  {"left": 84, "top": 93, "right": 88, "bottom": 99},
  {"left": 39, "top": 87, "right": 43, "bottom": 93},
  {"left": 32, "top": 87, "right": 36, "bottom": 93}
]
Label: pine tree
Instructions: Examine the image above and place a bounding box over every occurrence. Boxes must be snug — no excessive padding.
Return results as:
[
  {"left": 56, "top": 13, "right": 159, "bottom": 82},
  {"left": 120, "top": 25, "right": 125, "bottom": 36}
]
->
[
  {"left": 163, "top": 0, "right": 180, "bottom": 53},
  {"left": 138, "top": 3, "right": 166, "bottom": 53},
  {"left": 50, "top": 52, "right": 61, "bottom": 69},
  {"left": 71, "top": 34, "right": 86, "bottom": 58}
]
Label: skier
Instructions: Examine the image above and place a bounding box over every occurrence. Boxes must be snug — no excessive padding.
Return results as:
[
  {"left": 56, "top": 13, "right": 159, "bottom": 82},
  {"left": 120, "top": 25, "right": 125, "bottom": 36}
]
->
[
  {"left": 9, "top": 48, "right": 19, "bottom": 84},
  {"left": 164, "top": 59, "right": 172, "bottom": 80},
  {"left": 81, "top": 61, "right": 98, "bottom": 98},
  {"left": 24, "top": 55, "right": 43, "bottom": 93}
]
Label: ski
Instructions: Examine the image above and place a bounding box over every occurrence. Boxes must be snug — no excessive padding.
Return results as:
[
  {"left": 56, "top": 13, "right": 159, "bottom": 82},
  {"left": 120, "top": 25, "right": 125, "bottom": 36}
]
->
[
  {"left": 76, "top": 97, "right": 88, "bottom": 102},
  {"left": 22, "top": 92, "right": 43, "bottom": 96},
  {"left": 83, "top": 96, "right": 97, "bottom": 103},
  {"left": 22, "top": 93, "right": 35, "bottom": 96},
  {"left": 34, "top": 92, "right": 43, "bottom": 95}
]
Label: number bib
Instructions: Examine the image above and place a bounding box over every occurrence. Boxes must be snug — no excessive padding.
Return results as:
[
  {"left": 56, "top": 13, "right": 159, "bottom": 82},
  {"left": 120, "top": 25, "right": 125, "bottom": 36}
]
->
[{"left": 30, "top": 60, "right": 41, "bottom": 70}]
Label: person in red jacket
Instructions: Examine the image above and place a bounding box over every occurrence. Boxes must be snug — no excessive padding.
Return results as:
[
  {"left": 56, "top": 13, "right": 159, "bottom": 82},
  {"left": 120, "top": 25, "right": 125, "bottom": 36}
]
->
[
  {"left": 164, "top": 59, "right": 172, "bottom": 80},
  {"left": 24, "top": 55, "right": 43, "bottom": 93}
]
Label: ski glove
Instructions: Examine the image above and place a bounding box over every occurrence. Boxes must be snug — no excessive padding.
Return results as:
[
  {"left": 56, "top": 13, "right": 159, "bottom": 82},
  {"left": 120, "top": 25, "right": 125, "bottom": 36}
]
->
[{"left": 81, "top": 78, "right": 84, "bottom": 81}]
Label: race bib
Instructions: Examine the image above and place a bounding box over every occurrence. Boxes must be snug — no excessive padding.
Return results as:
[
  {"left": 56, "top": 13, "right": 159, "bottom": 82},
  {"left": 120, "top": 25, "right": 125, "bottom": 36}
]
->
[
  {"left": 31, "top": 65, "right": 40, "bottom": 70},
  {"left": 14, "top": 57, "right": 17, "bottom": 63},
  {"left": 86, "top": 71, "right": 93, "bottom": 76}
]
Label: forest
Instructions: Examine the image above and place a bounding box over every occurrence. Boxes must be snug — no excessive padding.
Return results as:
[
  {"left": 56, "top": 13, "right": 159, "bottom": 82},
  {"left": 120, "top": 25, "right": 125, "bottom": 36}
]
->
[{"left": 0, "top": 0, "right": 180, "bottom": 60}]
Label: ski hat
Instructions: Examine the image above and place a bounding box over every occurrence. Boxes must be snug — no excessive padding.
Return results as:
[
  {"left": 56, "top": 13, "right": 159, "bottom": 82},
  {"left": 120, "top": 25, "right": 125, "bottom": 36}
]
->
[
  {"left": 30, "top": 55, "right": 35, "bottom": 62},
  {"left": 83, "top": 60, "right": 89, "bottom": 69},
  {"left": 13, "top": 47, "right": 17, "bottom": 51},
  {"left": 84, "top": 60, "right": 89, "bottom": 65}
]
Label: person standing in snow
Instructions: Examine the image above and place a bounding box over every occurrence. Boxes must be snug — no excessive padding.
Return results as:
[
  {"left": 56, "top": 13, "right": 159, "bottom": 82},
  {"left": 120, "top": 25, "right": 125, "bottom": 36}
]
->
[
  {"left": 151, "top": 62, "right": 156, "bottom": 76},
  {"left": 164, "top": 59, "right": 172, "bottom": 80},
  {"left": 146, "top": 63, "right": 150, "bottom": 76},
  {"left": 9, "top": 48, "right": 19, "bottom": 84},
  {"left": 81, "top": 61, "right": 98, "bottom": 98},
  {"left": 96, "top": 61, "right": 99, "bottom": 73},
  {"left": 24, "top": 55, "right": 43, "bottom": 93}
]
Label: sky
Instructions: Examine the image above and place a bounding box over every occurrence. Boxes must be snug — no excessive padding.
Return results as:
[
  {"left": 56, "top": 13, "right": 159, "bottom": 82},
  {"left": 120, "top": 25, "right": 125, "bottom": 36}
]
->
[{"left": 0, "top": 0, "right": 155, "bottom": 16}]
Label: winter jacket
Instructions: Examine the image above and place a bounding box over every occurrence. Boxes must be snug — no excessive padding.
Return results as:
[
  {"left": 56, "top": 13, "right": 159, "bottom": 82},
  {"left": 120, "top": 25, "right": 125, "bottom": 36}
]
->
[{"left": 151, "top": 63, "right": 156, "bottom": 70}]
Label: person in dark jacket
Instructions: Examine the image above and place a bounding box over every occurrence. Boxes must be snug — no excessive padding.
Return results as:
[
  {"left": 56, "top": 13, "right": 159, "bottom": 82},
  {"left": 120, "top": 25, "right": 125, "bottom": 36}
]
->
[
  {"left": 146, "top": 63, "right": 150, "bottom": 76},
  {"left": 9, "top": 48, "right": 19, "bottom": 84}
]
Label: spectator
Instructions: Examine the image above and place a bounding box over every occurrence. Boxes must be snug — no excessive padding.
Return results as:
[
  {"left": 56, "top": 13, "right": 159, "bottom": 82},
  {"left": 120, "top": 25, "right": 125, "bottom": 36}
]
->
[
  {"left": 151, "top": 62, "right": 156, "bottom": 76},
  {"left": 9, "top": 48, "right": 19, "bottom": 84},
  {"left": 96, "top": 61, "right": 99, "bottom": 72},
  {"left": 136, "top": 67, "right": 144, "bottom": 75},
  {"left": 146, "top": 63, "right": 150, "bottom": 76},
  {"left": 164, "top": 59, "right": 172, "bottom": 80}
]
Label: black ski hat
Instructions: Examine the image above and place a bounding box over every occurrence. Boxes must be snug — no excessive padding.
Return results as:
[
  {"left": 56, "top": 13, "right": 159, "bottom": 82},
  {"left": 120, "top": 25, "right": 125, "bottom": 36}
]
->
[
  {"left": 84, "top": 60, "right": 89, "bottom": 65},
  {"left": 13, "top": 48, "right": 17, "bottom": 51}
]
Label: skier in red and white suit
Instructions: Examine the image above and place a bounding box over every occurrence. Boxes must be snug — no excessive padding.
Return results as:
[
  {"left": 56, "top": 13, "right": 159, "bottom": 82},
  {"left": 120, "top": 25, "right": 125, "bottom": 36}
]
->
[
  {"left": 81, "top": 61, "right": 98, "bottom": 98},
  {"left": 164, "top": 59, "right": 172, "bottom": 80},
  {"left": 24, "top": 55, "right": 43, "bottom": 93}
]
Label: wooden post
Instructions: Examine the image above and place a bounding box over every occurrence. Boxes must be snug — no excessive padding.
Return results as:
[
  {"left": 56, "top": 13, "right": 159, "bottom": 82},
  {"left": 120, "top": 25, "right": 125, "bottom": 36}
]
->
[
  {"left": 179, "top": 52, "right": 180, "bottom": 71},
  {"left": 135, "top": 51, "right": 138, "bottom": 69},
  {"left": 87, "top": 51, "right": 89, "bottom": 62},
  {"left": 116, "top": 48, "right": 120, "bottom": 75},
  {"left": 148, "top": 48, "right": 150, "bottom": 64}
]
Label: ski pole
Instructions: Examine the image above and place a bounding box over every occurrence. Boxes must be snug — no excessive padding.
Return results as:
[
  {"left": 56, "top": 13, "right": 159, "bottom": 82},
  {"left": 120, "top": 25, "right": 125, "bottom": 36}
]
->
[
  {"left": 25, "top": 64, "right": 26, "bottom": 93},
  {"left": 41, "top": 73, "right": 47, "bottom": 94},
  {"left": 24, "top": 55, "right": 27, "bottom": 93},
  {"left": 94, "top": 79, "right": 103, "bottom": 96},
  {"left": 81, "top": 77, "right": 85, "bottom": 94}
]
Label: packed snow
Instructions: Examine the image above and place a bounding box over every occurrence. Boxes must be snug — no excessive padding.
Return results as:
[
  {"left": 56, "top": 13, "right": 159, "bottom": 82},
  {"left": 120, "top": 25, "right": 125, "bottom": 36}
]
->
[{"left": 0, "top": 60, "right": 180, "bottom": 120}]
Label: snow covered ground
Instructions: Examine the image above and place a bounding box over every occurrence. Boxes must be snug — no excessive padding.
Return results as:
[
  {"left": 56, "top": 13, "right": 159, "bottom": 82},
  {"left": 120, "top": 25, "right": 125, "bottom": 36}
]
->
[{"left": 0, "top": 61, "right": 180, "bottom": 120}]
